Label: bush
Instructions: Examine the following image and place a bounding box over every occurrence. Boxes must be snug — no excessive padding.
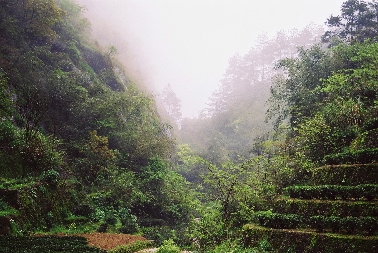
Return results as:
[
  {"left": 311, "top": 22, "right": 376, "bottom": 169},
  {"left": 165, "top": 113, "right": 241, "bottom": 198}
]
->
[
  {"left": 104, "top": 213, "right": 117, "bottom": 226},
  {"left": 140, "top": 226, "right": 177, "bottom": 247},
  {"left": 156, "top": 239, "right": 180, "bottom": 253},
  {"left": 327, "top": 216, "right": 341, "bottom": 233},
  {"left": 344, "top": 216, "right": 359, "bottom": 234},
  {"left": 242, "top": 224, "right": 378, "bottom": 253},
  {"left": 283, "top": 184, "right": 378, "bottom": 200},
  {"left": 64, "top": 215, "right": 89, "bottom": 225},
  {"left": 310, "top": 164, "right": 378, "bottom": 186},
  {"left": 306, "top": 215, "right": 378, "bottom": 235},
  {"left": 254, "top": 211, "right": 303, "bottom": 229},
  {"left": 109, "top": 240, "right": 152, "bottom": 253},
  {"left": 97, "top": 223, "right": 108, "bottom": 233},
  {"left": 118, "top": 208, "right": 139, "bottom": 234},
  {"left": 322, "top": 148, "right": 378, "bottom": 165},
  {"left": 0, "top": 235, "right": 106, "bottom": 253},
  {"left": 73, "top": 204, "right": 94, "bottom": 218},
  {"left": 309, "top": 215, "right": 326, "bottom": 232},
  {"left": 350, "top": 128, "right": 378, "bottom": 150},
  {"left": 361, "top": 117, "right": 378, "bottom": 132},
  {"left": 40, "top": 169, "right": 60, "bottom": 187},
  {"left": 188, "top": 207, "right": 226, "bottom": 251},
  {"left": 210, "top": 239, "right": 261, "bottom": 253},
  {"left": 273, "top": 197, "right": 378, "bottom": 218},
  {"left": 359, "top": 216, "right": 378, "bottom": 235},
  {"left": 118, "top": 224, "right": 139, "bottom": 234}
]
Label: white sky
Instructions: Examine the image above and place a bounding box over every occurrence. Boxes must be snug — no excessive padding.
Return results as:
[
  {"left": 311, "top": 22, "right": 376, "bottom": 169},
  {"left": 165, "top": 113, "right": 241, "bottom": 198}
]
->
[{"left": 76, "top": 0, "right": 346, "bottom": 118}]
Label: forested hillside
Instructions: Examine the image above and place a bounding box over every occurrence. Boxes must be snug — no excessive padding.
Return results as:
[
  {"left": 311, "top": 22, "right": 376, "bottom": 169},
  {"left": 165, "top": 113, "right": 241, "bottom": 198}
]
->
[
  {"left": 0, "top": 0, "right": 197, "bottom": 246},
  {"left": 175, "top": 0, "right": 378, "bottom": 252},
  {"left": 0, "top": 0, "right": 378, "bottom": 252}
]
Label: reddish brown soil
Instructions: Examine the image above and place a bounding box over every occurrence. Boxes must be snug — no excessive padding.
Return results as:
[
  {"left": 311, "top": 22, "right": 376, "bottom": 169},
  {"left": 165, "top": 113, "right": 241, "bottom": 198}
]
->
[
  {"left": 79, "top": 233, "right": 147, "bottom": 251},
  {"left": 55, "top": 232, "right": 147, "bottom": 251}
]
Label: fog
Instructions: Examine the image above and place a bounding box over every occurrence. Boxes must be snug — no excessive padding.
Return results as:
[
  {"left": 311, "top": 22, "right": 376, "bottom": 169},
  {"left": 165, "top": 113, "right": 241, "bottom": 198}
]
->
[{"left": 75, "top": 0, "right": 345, "bottom": 118}]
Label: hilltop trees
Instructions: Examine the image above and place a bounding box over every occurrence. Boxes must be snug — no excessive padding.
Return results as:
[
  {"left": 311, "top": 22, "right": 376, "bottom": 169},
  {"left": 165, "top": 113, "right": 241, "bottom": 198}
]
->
[
  {"left": 179, "top": 25, "right": 324, "bottom": 163},
  {"left": 323, "top": 0, "right": 378, "bottom": 43}
]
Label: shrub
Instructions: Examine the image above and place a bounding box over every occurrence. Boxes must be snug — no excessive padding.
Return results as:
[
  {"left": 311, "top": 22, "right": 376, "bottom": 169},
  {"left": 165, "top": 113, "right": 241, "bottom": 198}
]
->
[
  {"left": 0, "top": 235, "right": 106, "bottom": 253},
  {"left": 0, "top": 199, "right": 19, "bottom": 217},
  {"left": 283, "top": 184, "right": 378, "bottom": 200},
  {"left": 40, "top": 169, "right": 60, "bottom": 187},
  {"left": 104, "top": 213, "right": 117, "bottom": 226},
  {"left": 309, "top": 215, "right": 326, "bottom": 232},
  {"left": 358, "top": 184, "right": 378, "bottom": 201},
  {"left": 97, "top": 223, "right": 108, "bottom": 233},
  {"left": 310, "top": 164, "right": 378, "bottom": 186},
  {"left": 109, "top": 240, "right": 151, "bottom": 253},
  {"left": 64, "top": 215, "right": 89, "bottom": 225},
  {"left": 73, "top": 204, "right": 94, "bottom": 218},
  {"left": 254, "top": 211, "right": 303, "bottom": 229},
  {"left": 350, "top": 129, "right": 378, "bottom": 150},
  {"left": 322, "top": 148, "right": 378, "bottom": 165},
  {"left": 306, "top": 215, "right": 378, "bottom": 235},
  {"left": 344, "top": 217, "right": 359, "bottom": 234},
  {"left": 242, "top": 224, "right": 378, "bottom": 253},
  {"left": 361, "top": 118, "right": 378, "bottom": 132},
  {"left": 359, "top": 216, "right": 378, "bottom": 235},
  {"left": 188, "top": 207, "right": 226, "bottom": 251},
  {"left": 327, "top": 216, "right": 341, "bottom": 233},
  {"left": 140, "top": 226, "right": 177, "bottom": 247},
  {"left": 118, "top": 224, "right": 139, "bottom": 234},
  {"left": 273, "top": 197, "right": 378, "bottom": 218},
  {"left": 210, "top": 239, "right": 261, "bottom": 253},
  {"left": 156, "top": 239, "right": 180, "bottom": 253},
  {"left": 118, "top": 208, "right": 139, "bottom": 234}
]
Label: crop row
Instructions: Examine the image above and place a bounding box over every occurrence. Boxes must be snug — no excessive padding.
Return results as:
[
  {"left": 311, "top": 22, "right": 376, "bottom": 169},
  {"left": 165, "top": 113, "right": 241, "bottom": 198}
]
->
[
  {"left": 310, "top": 164, "right": 378, "bottom": 186},
  {"left": 0, "top": 235, "right": 106, "bottom": 253},
  {"left": 322, "top": 148, "right": 378, "bottom": 165},
  {"left": 309, "top": 215, "right": 377, "bottom": 235},
  {"left": 273, "top": 198, "right": 378, "bottom": 218},
  {"left": 253, "top": 211, "right": 378, "bottom": 235},
  {"left": 254, "top": 211, "right": 302, "bottom": 229},
  {"left": 283, "top": 184, "right": 378, "bottom": 200},
  {"left": 242, "top": 224, "right": 378, "bottom": 253}
]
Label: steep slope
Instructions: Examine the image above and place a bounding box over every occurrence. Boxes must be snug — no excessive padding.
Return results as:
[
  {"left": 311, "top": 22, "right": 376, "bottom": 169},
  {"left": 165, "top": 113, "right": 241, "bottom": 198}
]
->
[{"left": 0, "top": 0, "right": 194, "bottom": 236}]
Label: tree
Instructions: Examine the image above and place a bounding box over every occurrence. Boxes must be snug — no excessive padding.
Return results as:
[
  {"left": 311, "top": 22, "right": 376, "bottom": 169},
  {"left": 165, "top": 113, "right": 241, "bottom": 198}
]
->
[
  {"left": 12, "top": 0, "right": 65, "bottom": 43},
  {"left": 178, "top": 28, "right": 324, "bottom": 167},
  {"left": 0, "top": 73, "right": 12, "bottom": 119},
  {"left": 161, "top": 84, "right": 182, "bottom": 127},
  {"left": 268, "top": 44, "right": 332, "bottom": 129},
  {"left": 203, "top": 160, "right": 276, "bottom": 226},
  {"left": 323, "top": 0, "right": 378, "bottom": 43}
]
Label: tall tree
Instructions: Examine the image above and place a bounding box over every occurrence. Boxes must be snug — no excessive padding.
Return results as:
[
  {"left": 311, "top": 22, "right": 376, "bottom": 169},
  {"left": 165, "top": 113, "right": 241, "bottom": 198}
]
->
[
  {"left": 323, "top": 0, "right": 378, "bottom": 43},
  {"left": 161, "top": 84, "right": 182, "bottom": 126}
]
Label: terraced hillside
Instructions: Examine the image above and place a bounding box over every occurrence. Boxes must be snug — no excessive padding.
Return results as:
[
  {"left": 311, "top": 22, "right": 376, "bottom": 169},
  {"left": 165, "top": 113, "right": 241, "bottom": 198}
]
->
[{"left": 242, "top": 163, "right": 378, "bottom": 252}]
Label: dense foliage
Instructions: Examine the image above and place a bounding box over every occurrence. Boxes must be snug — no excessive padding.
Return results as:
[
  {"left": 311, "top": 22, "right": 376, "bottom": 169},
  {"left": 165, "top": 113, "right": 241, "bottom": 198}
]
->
[
  {"left": 0, "top": 0, "right": 198, "bottom": 243},
  {"left": 176, "top": 0, "right": 378, "bottom": 252},
  {"left": 1, "top": 0, "right": 378, "bottom": 252},
  {"left": 0, "top": 235, "right": 106, "bottom": 253}
]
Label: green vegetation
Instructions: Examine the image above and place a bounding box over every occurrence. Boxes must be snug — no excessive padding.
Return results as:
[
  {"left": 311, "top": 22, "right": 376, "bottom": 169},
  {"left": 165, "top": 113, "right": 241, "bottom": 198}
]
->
[
  {"left": 109, "top": 240, "right": 152, "bottom": 253},
  {"left": 0, "top": 235, "right": 106, "bottom": 253},
  {"left": 0, "top": 0, "right": 377, "bottom": 252},
  {"left": 310, "top": 163, "right": 378, "bottom": 185},
  {"left": 177, "top": 0, "right": 378, "bottom": 252},
  {"left": 242, "top": 224, "right": 378, "bottom": 253},
  {"left": 156, "top": 239, "right": 181, "bottom": 253},
  {"left": 284, "top": 184, "right": 378, "bottom": 200},
  {"left": 0, "top": 0, "right": 197, "bottom": 249}
]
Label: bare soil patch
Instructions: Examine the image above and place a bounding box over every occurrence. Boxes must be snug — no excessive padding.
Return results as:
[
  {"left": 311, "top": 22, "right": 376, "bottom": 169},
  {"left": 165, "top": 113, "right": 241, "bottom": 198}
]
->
[{"left": 54, "top": 232, "right": 147, "bottom": 251}]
